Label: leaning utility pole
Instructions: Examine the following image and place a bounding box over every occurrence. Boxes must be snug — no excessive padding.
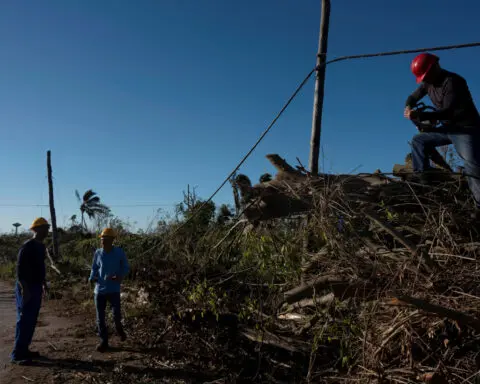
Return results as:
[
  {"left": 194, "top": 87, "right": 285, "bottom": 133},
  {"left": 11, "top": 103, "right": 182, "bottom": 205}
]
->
[
  {"left": 47, "top": 150, "right": 60, "bottom": 260},
  {"left": 309, "top": 0, "right": 331, "bottom": 175}
]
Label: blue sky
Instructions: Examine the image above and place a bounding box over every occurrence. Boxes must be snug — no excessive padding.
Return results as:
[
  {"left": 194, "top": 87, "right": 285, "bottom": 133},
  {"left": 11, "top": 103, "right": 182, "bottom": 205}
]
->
[{"left": 0, "top": 0, "right": 479, "bottom": 233}]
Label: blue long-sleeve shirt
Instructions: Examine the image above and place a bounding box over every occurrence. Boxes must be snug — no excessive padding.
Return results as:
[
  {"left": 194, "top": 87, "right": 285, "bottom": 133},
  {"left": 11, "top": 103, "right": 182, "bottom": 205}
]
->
[
  {"left": 88, "top": 246, "right": 129, "bottom": 294},
  {"left": 16, "top": 239, "right": 46, "bottom": 287}
]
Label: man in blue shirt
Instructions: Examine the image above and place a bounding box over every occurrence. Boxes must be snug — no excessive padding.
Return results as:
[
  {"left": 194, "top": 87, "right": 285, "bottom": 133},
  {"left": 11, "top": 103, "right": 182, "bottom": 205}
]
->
[
  {"left": 88, "top": 228, "right": 130, "bottom": 352},
  {"left": 11, "top": 217, "right": 50, "bottom": 364}
]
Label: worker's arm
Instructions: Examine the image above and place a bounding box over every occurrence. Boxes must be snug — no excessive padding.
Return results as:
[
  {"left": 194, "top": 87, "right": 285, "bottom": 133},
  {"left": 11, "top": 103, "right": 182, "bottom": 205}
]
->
[
  {"left": 116, "top": 249, "right": 130, "bottom": 284},
  {"left": 414, "top": 77, "right": 462, "bottom": 121},
  {"left": 405, "top": 83, "right": 427, "bottom": 108},
  {"left": 16, "top": 246, "right": 31, "bottom": 302},
  {"left": 88, "top": 251, "right": 99, "bottom": 282}
]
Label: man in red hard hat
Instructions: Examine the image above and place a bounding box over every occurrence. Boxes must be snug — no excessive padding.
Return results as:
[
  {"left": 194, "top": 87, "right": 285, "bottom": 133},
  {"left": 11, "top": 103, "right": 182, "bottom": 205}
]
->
[{"left": 404, "top": 52, "right": 480, "bottom": 218}]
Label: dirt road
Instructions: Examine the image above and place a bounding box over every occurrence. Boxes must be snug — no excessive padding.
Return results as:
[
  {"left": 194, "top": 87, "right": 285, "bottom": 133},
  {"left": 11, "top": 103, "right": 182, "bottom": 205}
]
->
[
  {"left": 0, "top": 282, "right": 16, "bottom": 366},
  {"left": 0, "top": 280, "right": 216, "bottom": 383},
  {"left": 0, "top": 281, "right": 88, "bottom": 383},
  {"left": 0, "top": 281, "right": 166, "bottom": 384}
]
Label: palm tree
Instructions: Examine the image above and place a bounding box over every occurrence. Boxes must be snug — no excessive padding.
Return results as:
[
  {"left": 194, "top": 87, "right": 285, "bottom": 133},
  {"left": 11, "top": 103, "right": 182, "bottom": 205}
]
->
[{"left": 75, "top": 189, "right": 110, "bottom": 231}]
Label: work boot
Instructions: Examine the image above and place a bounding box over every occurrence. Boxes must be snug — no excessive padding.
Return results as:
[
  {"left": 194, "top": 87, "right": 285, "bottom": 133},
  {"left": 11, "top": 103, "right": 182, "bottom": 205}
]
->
[
  {"left": 118, "top": 330, "right": 127, "bottom": 342},
  {"left": 115, "top": 323, "right": 127, "bottom": 342},
  {"left": 10, "top": 356, "right": 33, "bottom": 365},
  {"left": 25, "top": 349, "right": 41, "bottom": 359},
  {"left": 471, "top": 207, "right": 480, "bottom": 220},
  {"left": 96, "top": 341, "right": 108, "bottom": 353}
]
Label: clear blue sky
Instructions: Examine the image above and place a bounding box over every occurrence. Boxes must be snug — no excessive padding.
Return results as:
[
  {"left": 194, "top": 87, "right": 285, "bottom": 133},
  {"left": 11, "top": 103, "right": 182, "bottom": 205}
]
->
[{"left": 0, "top": 0, "right": 479, "bottom": 233}]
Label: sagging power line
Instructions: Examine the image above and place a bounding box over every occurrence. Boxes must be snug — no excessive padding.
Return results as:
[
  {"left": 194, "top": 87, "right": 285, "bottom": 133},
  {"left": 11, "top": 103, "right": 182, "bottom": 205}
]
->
[{"left": 155, "top": 40, "right": 480, "bottom": 246}]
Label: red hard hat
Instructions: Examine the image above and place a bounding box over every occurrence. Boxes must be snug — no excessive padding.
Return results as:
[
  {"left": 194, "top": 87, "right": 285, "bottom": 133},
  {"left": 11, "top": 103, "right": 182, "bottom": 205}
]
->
[{"left": 411, "top": 53, "right": 439, "bottom": 83}]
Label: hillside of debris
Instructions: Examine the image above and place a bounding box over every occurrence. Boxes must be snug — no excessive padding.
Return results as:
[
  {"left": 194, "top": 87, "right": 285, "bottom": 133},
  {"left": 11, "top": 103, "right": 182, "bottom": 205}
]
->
[{"left": 3, "top": 154, "right": 480, "bottom": 383}]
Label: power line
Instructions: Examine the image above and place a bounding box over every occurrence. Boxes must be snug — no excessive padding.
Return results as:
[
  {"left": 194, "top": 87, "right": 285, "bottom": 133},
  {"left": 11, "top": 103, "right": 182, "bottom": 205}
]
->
[
  {"left": 144, "top": 40, "right": 480, "bottom": 251},
  {"left": 0, "top": 203, "right": 177, "bottom": 208},
  {"left": 0, "top": 204, "right": 49, "bottom": 207},
  {"left": 321, "top": 41, "right": 480, "bottom": 65},
  {"left": 136, "top": 68, "right": 318, "bottom": 257}
]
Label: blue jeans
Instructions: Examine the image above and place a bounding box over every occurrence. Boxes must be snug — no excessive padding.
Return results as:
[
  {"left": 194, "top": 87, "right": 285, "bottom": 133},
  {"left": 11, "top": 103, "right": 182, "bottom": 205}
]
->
[
  {"left": 411, "top": 129, "right": 480, "bottom": 207},
  {"left": 94, "top": 292, "right": 124, "bottom": 344},
  {"left": 11, "top": 281, "right": 43, "bottom": 360}
]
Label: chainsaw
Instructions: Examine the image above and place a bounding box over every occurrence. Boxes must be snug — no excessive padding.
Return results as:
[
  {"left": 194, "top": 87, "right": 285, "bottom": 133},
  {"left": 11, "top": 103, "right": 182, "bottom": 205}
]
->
[
  {"left": 410, "top": 102, "right": 440, "bottom": 132},
  {"left": 409, "top": 102, "right": 453, "bottom": 172}
]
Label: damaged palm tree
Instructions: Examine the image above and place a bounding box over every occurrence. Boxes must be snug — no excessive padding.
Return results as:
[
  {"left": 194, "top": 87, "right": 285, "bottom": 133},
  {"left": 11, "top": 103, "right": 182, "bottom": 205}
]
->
[{"left": 233, "top": 154, "right": 390, "bottom": 222}]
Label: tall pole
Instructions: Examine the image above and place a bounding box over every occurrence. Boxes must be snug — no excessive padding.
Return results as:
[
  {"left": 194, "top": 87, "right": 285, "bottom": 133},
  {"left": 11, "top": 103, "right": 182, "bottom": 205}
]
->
[
  {"left": 309, "top": 0, "right": 331, "bottom": 175},
  {"left": 47, "top": 150, "right": 60, "bottom": 260}
]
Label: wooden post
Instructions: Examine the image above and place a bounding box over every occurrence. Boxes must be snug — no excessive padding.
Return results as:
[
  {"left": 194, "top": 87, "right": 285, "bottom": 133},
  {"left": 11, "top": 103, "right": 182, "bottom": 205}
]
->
[
  {"left": 47, "top": 150, "right": 60, "bottom": 260},
  {"left": 309, "top": 0, "right": 331, "bottom": 175}
]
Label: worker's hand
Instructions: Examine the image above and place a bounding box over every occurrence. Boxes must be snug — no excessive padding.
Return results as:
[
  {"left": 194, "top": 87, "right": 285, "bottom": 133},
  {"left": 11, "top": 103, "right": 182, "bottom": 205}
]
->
[
  {"left": 20, "top": 285, "right": 31, "bottom": 304},
  {"left": 42, "top": 282, "right": 49, "bottom": 299},
  {"left": 404, "top": 106, "right": 416, "bottom": 120},
  {"left": 108, "top": 275, "right": 122, "bottom": 284}
]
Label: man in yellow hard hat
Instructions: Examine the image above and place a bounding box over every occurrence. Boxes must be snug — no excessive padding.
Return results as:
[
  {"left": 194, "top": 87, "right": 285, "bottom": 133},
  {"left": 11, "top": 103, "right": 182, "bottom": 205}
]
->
[
  {"left": 88, "top": 228, "right": 130, "bottom": 352},
  {"left": 11, "top": 217, "right": 50, "bottom": 364}
]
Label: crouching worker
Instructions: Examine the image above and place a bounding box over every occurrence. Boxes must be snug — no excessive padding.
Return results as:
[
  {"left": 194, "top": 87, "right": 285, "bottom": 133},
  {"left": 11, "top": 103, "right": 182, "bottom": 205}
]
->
[
  {"left": 11, "top": 218, "right": 50, "bottom": 364},
  {"left": 88, "top": 228, "right": 129, "bottom": 352},
  {"left": 404, "top": 53, "right": 480, "bottom": 218}
]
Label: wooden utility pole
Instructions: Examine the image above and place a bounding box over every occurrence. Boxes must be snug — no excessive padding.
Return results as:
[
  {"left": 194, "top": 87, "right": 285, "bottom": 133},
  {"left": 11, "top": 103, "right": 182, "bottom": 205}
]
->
[
  {"left": 47, "top": 150, "right": 60, "bottom": 260},
  {"left": 309, "top": 0, "right": 331, "bottom": 175}
]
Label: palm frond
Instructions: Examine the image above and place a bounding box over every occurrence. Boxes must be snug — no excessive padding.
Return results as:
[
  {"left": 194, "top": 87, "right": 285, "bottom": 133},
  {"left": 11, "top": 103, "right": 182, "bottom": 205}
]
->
[{"left": 83, "top": 189, "right": 96, "bottom": 203}]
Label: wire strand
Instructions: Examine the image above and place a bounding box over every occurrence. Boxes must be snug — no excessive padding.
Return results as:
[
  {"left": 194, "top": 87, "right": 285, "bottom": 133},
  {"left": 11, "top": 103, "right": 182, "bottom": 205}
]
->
[
  {"left": 152, "top": 67, "right": 318, "bottom": 241},
  {"left": 161, "top": 41, "right": 480, "bottom": 243},
  {"left": 321, "top": 41, "right": 480, "bottom": 65}
]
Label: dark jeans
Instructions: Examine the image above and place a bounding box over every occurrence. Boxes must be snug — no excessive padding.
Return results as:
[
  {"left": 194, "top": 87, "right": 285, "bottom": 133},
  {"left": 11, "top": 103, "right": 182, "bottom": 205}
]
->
[
  {"left": 411, "top": 130, "right": 480, "bottom": 207},
  {"left": 94, "top": 292, "right": 124, "bottom": 344},
  {"left": 11, "top": 281, "right": 43, "bottom": 360}
]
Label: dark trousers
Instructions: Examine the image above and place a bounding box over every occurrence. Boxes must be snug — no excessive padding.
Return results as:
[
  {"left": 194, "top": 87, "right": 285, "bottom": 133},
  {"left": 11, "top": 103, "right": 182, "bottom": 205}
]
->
[
  {"left": 95, "top": 292, "right": 124, "bottom": 344},
  {"left": 411, "top": 130, "right": 480, "bottom": 207},
  {"left": 11, "top": 281, "right": 42, "bottom": 360}
]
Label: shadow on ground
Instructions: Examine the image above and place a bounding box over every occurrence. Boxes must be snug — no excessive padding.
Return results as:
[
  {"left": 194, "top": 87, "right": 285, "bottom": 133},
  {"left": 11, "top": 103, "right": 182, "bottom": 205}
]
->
[{"left": 30, "top": 356, "right": 221, "bottom": 382}]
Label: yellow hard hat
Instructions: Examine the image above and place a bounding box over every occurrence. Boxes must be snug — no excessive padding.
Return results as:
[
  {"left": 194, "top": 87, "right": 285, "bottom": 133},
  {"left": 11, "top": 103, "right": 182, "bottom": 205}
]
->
[
  {"left": 30, "top": 217, "right": 50, "bottom": 229},
  {"left": 99, "top": 228, "right": 116, "bottom": 238}
]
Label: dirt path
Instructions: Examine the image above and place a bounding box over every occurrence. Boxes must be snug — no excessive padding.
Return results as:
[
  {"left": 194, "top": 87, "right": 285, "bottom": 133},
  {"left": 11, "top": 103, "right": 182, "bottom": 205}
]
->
[
  {"left": 0, "top": 281, "right": 89, "bottom": 383},
  {"left": 0, "top": 282, "right": 17, "bottom": 367},
  {"left": 0, "top": 281, "right": 220, "bottom": 383}
]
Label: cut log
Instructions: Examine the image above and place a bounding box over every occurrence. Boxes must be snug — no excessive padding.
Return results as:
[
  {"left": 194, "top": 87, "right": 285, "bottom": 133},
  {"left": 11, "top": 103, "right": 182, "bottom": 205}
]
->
[
  {"left": 281, "top": 275, "right": 375, "bottom": 308},
  {"left": 283, "top": 293, "right": 335, "bottom": 312},
  {"left": 239, "top": 154, "right": 396, "bottom": 223},
  {"left": 391, "top": 294, "right": 480, "bottom": 332},
  {"left": 282, "top": 275, "right": 347, "bottom": 305},
  {"left": 241, "top": 327, "right": 311, "bottom": 354}
]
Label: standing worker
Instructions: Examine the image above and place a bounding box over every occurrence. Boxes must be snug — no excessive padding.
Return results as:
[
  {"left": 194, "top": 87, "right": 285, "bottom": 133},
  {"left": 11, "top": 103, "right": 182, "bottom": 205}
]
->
[
  {"left": 404, "top": 53, "right": 480, "bottom": 218},
  {"left": 11, "top": 217, "right": 50, "bottom": 364},
  {"left": 88, "top": 228, "right": 129, "bottom": 352}
]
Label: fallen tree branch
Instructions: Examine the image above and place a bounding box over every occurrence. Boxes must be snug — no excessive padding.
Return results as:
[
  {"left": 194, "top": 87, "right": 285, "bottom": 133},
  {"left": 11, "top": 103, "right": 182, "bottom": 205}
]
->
[
  {"left": 281, "top": 275, "right": 347, "bottom": 306},
  {"left": 391, "top": 294, "right": 480, "bottom": 332},
  {"left": 241, "top": 327, "right": 311, "bottom": 354},
  {"left": 363, "top": 211, "right": 439, "bottom": 271}
]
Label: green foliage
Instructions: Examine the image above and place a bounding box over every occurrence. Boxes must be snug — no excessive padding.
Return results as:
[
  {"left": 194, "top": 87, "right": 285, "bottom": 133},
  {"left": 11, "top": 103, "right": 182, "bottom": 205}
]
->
[
  {"left": 237, "top": 231, "right": 302, "bottom": 283},
  {"left": 0, "top": 261, "right": 16, "bottom": 280},
  {"left": 185, "top": 279, "right": 224, "bottom": 320},
  {"left": 216, "top": 204, "right": 234, "bottom": 225}
]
